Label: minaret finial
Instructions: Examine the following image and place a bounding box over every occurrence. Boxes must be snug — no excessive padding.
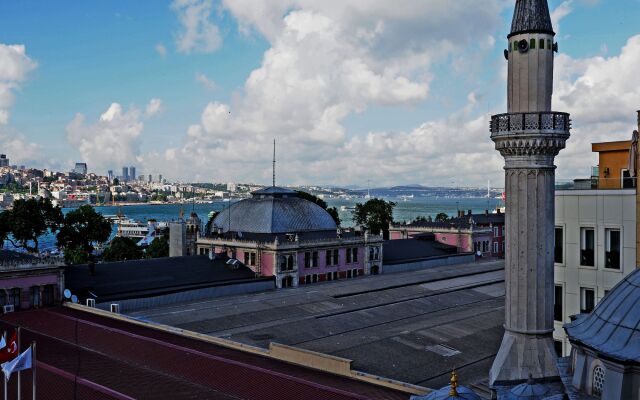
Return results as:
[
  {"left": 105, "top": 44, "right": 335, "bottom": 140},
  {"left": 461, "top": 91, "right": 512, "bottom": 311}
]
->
[
  {"left": 449, "top": 370, "right": 459, "bottom": 397},
  {"left": 273, "top": 139, "right": 276, "bottom": 187}
]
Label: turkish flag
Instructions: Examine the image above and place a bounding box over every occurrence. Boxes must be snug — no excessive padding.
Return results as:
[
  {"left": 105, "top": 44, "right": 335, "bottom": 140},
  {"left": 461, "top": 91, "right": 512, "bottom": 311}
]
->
[{"left": 0, "top": 331, "right": 19, "bottom": 363}]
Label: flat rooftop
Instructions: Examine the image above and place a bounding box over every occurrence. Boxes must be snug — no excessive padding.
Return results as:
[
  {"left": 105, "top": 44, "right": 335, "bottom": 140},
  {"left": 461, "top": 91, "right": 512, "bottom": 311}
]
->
[{"left": 129, "top": 260, "right": 506, "bottom": 391}]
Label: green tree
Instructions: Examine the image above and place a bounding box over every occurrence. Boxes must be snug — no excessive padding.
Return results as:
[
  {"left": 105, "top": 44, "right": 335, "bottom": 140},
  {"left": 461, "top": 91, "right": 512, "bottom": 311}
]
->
[
  {"left": 2, "top": 198, "right": 63, "bottom": 253},
  {"left": 435, "top": 212, "right": 449, "bottom": 222},
  {"left": 102, "top": 237, "right": 143, "bottom": 262},
  {"left": 0, "top": 212, "right": 9, "bottom": 248},
  {"left": 352, "top": 199, "right": 396, "bottom": 239},
  {"left": 56, "top": 205, "right": 112, "bottom": 264},
  {"left": 112, "top": 177, "right": 120, "bottom": 186},
  {"left": 146, "top": 235, "right": 169, "bottom": 258},
  {"left": 205, "top": 211, "right": 219, "bottom": 234},
  {"left": 296, "top": 191, "right": 341, "bottom": 226}
]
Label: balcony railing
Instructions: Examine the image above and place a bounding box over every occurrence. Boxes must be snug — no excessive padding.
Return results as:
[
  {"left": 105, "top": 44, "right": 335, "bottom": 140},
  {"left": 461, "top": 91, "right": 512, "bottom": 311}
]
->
[
  {"left": 490, "top": 112, "right": 571, "bottom": 134},
  {"left": 555, "top": 177, "right": 637, "bottom": 191}
]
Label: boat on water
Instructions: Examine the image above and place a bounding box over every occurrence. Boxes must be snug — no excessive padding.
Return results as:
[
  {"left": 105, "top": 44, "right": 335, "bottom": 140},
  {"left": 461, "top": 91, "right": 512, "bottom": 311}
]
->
[
  {"left": 340, "top": 205, "right": 356, "bottom": 212},
  {"left": 115, "top": 218, "right": 168, "bottom": 241}
]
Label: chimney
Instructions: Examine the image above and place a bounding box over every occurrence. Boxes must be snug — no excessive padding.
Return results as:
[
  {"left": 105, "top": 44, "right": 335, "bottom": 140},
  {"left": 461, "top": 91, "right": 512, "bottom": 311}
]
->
[
  {"left": 467, "top": 210, "right": 472, "bottom": 216},
  {"left": 485, "top": 209, "right": 489, "bottom": 216}
]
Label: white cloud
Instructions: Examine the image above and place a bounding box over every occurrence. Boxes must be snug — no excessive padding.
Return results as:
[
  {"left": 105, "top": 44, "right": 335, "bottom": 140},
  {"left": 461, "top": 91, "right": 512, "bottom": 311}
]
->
[
  {"left": 66, "top": 103, "right": 148, "bottom": 172},
  {"left": 551, "top": 1, "right": 574, "bottom": 34},
  {"left": 0, "top": 44, "right": 37, "bottom": 125},
  {"left": 145, "top": 98, "right": 163, "bottom": 116},
  {"left": 151, "top": 1, "right": 508, "bottom": 184},
  {"left": 195, "top": 72, "right": 216, "bottom": 91},
  {"left": 553, "top": 35, "right": 640, "bottom": 179},
  {"left": 155, "top": 43, "right": 167, "bottom": 58},
  {"left": 171, "top": 0, "right": 222, "bottom": 54}
]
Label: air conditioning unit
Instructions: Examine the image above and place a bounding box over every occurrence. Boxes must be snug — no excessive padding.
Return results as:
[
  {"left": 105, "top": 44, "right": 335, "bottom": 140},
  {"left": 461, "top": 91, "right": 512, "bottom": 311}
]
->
[
  {"left": 3, "top": 305, "right": 15, "bottom": 314},
  {"left": 86, "top": 298, "right": 96, "bottom": 308},
  {"left": 110, "top": 303, "right": 120, "bottom": 313}
]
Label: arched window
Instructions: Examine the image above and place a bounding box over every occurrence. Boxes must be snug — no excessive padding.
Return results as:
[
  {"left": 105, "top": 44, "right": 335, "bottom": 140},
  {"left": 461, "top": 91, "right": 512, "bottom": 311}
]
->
[
  {"left": 540, "top": 39, "right": 545, "bottom": 49},
  {"left": 530, "top": 39, "right": 536, "bottom": 49},
  {"left": 287, "top": 255, "right": 293, "bottom": 270},
  {"left": 592, "top": 365, "right": 605, "bottom": 396}
]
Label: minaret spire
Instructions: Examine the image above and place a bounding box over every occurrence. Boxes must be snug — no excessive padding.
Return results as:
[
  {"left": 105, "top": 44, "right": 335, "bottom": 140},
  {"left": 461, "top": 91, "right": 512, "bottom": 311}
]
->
[
  {"left": 510, "top": 0, "right": 554, "bottom": 38},
  {"left": 272, "top": 139, "right": 276, "bottom": 187}
]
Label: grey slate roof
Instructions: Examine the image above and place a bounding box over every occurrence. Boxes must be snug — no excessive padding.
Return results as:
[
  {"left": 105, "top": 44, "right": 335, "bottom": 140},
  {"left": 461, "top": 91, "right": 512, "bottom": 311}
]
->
[
  {"left": 383, "top": 238, "right": 458, "bottom": 265},
  {"left": 565, "top": 268, "right": 640, "bottom": 364},
  {"left": 65, "top": 255, "right": 268, "bottom": 302},
  {"left": 213, "top": 190, "right": 337, "bottom": 234},
  {"left": 510, "top": 0, "right": 555, "bottom": 38}
]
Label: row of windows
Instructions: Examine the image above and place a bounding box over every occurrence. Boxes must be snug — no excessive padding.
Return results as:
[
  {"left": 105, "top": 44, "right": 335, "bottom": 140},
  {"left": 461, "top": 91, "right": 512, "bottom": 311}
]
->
[
  {"left": 510, "top": 39, "right": 553, "bottom": 52},
  {"left": 0, "top": 286, "right": 55, "bottom": 309},
  {"left": 302, "top": 269, "right": 361, "bottom": 284},
  {"left": 244, "top": 251, "right": 257, "bottom": 266},
  {"left": 474, "top": 241, "right": 490, "bottom": 253},
  {"left": 554, "top": 227, "right": 621, "bottom": 270}
]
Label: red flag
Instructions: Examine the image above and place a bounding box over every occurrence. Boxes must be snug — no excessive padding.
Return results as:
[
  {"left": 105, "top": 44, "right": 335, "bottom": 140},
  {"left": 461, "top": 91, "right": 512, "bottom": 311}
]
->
[{"left": 0, "top": 331, "right": 18, "bottom": 363}]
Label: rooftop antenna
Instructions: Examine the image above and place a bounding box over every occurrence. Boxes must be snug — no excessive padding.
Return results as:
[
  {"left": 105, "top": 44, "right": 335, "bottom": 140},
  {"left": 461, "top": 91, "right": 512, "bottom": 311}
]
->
[{"left": 272, "top": 139, "right": 276, "bottom": 187}]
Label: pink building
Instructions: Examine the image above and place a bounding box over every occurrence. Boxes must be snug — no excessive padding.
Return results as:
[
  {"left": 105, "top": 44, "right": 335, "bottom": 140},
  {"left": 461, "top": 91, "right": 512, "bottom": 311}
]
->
[
  {"left": 389, "top": 210, "right": 503, "bottom": 258},
  {"left": 195, "top": 187, "right": 383, "bottom": 288},
  {"left": 0, "top": 255, "right": 64, "bottom": 311}
]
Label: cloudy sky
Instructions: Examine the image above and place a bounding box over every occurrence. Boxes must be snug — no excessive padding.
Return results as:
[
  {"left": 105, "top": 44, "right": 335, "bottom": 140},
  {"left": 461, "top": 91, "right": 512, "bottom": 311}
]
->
[{"left": 1, "top": 0, "right": 639, "bottom": 187}]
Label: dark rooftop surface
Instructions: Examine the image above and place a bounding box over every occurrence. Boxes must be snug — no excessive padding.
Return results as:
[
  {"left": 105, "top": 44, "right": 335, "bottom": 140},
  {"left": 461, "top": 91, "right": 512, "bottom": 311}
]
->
[
  {"left": 0, "top": 307, "right": 408, "bottom": 400},
  {"left": 65, "top": 255, "right": 270, "bottom": 302},
  {"left": 565, "top": 268, "right": 640, "bottom": 364},
  {"left": 383, "top": 239, "right": 458, "bottom": 264},
  {"left": 130, "top": 260, "right": 506, "bottom": 390}
]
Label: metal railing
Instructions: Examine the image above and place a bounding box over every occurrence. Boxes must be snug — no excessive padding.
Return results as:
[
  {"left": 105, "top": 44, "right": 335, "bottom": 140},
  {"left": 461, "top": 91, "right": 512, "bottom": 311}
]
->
[
  {"left": 490, "top": 111, "right": 571, "bottom": 134},
  {"left": 555, "top": 177, "right": 637, "bottom": 191}
]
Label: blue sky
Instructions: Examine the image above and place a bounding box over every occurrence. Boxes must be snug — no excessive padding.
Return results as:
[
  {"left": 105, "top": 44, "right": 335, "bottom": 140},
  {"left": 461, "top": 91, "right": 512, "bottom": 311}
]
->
[{"left": 1, "top": 0, "right": 639, "bottom": 186}]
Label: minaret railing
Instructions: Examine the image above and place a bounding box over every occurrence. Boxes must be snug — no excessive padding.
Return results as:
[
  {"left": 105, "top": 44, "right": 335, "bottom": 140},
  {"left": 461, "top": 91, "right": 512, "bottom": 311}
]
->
[{"left": 490, "top": 111, "right": 571, "bottom": 134}]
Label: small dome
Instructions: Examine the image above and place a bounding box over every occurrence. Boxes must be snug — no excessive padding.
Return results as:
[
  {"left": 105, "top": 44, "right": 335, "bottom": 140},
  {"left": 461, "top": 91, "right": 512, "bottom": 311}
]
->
[
  {"left": 565, "top": 268, "right": 640, "bottom": 363},
  {"left": 504, "top": 377, "right": 550, "bottom": 399},
  {"left": 411, "top": 372, "right": 481, "bottom": 400},
  {"left": 213, "top": 187, "right": 337, "bottom": 234}
]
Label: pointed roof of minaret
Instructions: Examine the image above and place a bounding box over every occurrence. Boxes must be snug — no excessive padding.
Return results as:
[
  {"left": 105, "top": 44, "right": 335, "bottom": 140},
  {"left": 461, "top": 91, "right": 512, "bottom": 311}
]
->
[{"left": 509, "top": 0, "right": 555, "bottom": 38}]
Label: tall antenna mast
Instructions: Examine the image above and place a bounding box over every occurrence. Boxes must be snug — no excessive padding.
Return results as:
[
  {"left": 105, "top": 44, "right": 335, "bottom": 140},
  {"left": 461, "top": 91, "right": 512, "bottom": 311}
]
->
[{"left": 272, "top": 139, "right": 276, "bottom": 187}]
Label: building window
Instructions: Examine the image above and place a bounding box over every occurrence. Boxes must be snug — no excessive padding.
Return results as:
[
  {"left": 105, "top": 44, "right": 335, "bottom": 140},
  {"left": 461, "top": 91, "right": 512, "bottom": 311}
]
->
[
  {"left": 539, "top": 38, "right": 545, "bottom": 49},
  {"left": 547, "top": 39, "right": 552, "bottom": 50},
  {"left": 42, "top": 285, "right": 54, "bottom": 306},
  {"left": 347, "top": 269, "right": 352, "bottom": 278},
  {"left": 244, "top": 251, "right": 257, "bottom": 266},
  {"left": 280, "top": 255, "right": 294, "bottom": 272},
  {"left": 312, "top": 251, "right": 318, "bottom": 268},
  {"left": 592, "top": 365, "right": 605, "bottom": 396},
  {"left": 0, "top": 291, "right": 5, "bottom": 306},
  {"left": 554, "top": 285, "right": 563, "bottom": 322},
  {"left": 555, "top": 227, "right": 563, "bottom": 264},
  {"left": 326, "top": 250, "right": 332, "bottom": 266},
  {"left": 8, "top": 288, "right": 20, "bottom": 309},
  {"left": 482, "top": 241, "right": 490, "bottom": 253},
  {"left": 580, "top": 228, "right": 595, "bottom": 266},
  {"left": 353, "top": 268, "right": 358, "bottom": 278},
  {"left": 494, "top": 242, "right": 499, "bottom": 254},
  {"left": 581, "top": 287, "right": 595, "bottom": 314},
  {"left": 31, "top": 287, "right": 40, "bottom": 308},
  {"left": 304, "top": 252, "right": 311, "bottom": 268},
  {"left": 605, "top": 229, "right": 621, "bottom": 270},
  {"left": 530, "top": 38, "right": 536, "bottom": 49},
  {"left": 369, "top": 247, "right": 380, "bottom": 261}
]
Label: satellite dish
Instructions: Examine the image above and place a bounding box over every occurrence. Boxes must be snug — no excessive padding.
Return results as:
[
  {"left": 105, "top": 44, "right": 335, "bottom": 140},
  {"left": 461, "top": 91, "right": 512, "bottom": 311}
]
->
[
  {"left": 553, "top": 42, "right": 559, "bottom": 53},
  {"left": 71, "top": 295, "right": 78, "bottom": 303},
  {"left": 503, "top": 49, "right": 509, "bottom": 61},
  {"left": 63, "top": 289, "right": 72, "bottom": 299},
  {"left": 518, "top": 39, "right": 529, "bottom": 53}
]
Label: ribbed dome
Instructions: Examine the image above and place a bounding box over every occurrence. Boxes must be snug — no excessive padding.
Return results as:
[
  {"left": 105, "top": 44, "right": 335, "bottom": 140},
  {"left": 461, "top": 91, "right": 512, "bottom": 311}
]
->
[
  {"left": 411, "top": 386, "right": 482, "bottom": 400},
  {"left": 565, "top": 269, "right": 640, "bottom": 363},
  {"left": 212, "top": 187, "right": 337, "bottom": 234}
]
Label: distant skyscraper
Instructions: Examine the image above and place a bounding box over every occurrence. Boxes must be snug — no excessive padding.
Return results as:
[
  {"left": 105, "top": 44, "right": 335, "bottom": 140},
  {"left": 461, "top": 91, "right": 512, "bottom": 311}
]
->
[
  {"left": 158, "top": 174, "right": 163, "bottom": 183},
  {"left": 148, "top": 174, "right": 152, "bottom": 183},
  {"left": 73, "top": 162, "right": 88, "bottom": 175},
  {"left": 122, "top": 167, "right": 129, "bottom": 182},
  {"left": 108, "top": 170, "right": 114, "bottom": 181},
  {"left": 0, "top": 154, "right": 8, "bottom": 167},
  {"left": 130, "top": 166, "right": 136, "bottom": 181}
]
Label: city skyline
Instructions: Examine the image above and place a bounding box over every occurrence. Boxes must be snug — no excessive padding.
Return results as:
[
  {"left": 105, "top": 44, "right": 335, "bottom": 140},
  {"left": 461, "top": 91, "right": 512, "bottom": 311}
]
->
[{"left": 1, "top": 1, "right": 639, "bottom": 186}]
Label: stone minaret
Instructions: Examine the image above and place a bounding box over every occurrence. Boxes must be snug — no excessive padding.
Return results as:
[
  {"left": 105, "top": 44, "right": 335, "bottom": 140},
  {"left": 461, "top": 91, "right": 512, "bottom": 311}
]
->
[{"left": 489, "top": 0, "right": 571, "bottom": 386}]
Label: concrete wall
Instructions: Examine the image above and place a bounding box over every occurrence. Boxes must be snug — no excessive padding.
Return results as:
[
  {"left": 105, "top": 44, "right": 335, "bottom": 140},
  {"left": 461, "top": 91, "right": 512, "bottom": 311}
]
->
[
  {"left": 96, "top": 279, "right": 275, "bottom": 313},
  {"left": 382, "top": 253, "right": 475, "bottom": 275},
  {"left": 554, "top": 190, "right": 636, "bottom": 356}
]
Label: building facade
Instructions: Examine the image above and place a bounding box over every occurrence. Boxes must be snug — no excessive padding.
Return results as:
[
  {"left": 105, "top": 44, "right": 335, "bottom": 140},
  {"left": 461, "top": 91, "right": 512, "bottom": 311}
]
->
[
  {"left": 0, "top": 258, "right": 64, "bottom": 311},
  {"left": 554, "top": 137, "right": 638, "bottom": 358},
  {"left": 389, "top": 210, "right": 504, "bottom": 258},
  {"left": 171, "top": 186, "right": 383, "bottom": 288}
]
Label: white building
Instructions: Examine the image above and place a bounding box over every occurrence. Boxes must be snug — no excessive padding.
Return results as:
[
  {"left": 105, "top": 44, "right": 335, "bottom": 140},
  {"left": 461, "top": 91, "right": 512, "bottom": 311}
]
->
[{"left": 554, "top": 140, "right": 637, "bottom": 356}]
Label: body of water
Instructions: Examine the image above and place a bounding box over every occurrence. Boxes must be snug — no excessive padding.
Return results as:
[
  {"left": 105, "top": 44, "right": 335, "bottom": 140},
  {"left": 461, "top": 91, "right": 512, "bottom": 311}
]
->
[{"left": 2, "top": 196, "right": 502, "bottom": 253}]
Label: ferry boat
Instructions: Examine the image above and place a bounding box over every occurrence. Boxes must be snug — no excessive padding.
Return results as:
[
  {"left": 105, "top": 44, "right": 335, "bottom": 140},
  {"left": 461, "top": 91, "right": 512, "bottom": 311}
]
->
[{"left": 115, "top": 218, "right": 168, "bottom": 241}]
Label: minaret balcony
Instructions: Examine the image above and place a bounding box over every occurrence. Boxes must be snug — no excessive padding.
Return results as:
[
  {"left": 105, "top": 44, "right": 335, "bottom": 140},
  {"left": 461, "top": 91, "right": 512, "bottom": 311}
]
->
[{"left": 490, "top": 111, "right": 571, "bottom": 136}]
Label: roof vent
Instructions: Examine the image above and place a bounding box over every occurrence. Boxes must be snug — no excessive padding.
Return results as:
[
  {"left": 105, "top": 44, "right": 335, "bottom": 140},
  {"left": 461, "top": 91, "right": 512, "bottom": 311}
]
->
[{"left": 425, "top": 344, "right": 461, "bottom": 357}]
